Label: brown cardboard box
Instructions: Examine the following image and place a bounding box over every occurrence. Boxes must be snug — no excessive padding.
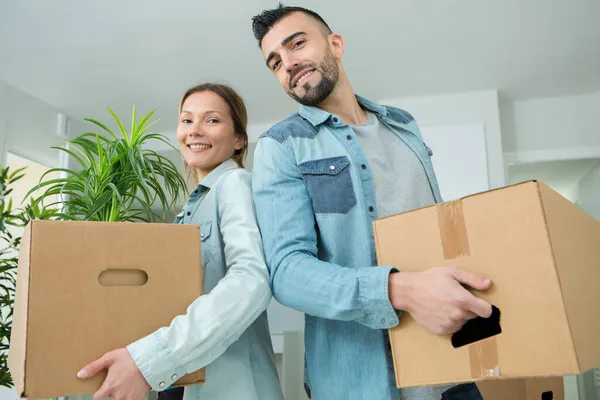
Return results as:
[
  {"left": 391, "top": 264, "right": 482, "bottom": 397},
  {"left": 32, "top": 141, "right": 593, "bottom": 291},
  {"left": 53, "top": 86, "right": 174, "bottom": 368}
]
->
[
  {"left": 477, "top": 376, "right": 564, "bottom": 400},
  {"left": 8, "top": 220, "right": 205, "bottom": 399},
  {"left": 373, "top": 181, "right": 600, "bottom": 388}
]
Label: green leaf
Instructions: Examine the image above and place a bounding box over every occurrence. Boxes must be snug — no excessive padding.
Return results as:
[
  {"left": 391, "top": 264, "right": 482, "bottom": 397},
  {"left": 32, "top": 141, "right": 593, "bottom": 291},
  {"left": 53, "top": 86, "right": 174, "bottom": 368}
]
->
[
  {"left": 51, "top": 146, "right": 89, "bottom": 170},
  {"left": 83, "top": 118, "right": 119, "bottom": 141},
  {"left": 8, "top": 167, "right": 27, "bottom": 181},
  {"left": 107, "top": 107, "right": 129, "bottom": 143},
  {"left": 131, "top": 105, "right": 137, "bottom": 143}
]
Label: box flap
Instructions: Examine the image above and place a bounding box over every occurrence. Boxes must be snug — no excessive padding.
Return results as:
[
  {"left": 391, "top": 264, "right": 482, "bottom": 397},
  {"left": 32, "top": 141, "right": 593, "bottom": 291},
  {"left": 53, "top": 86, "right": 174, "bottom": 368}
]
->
[
  {"left": 374, "top": 180, "right": 541, "bottom": 224},
  {"left": 477, "top": 376, "right": 564, "bottom": 400},
  {"left": 539, "top": 181, "right": 600, "bottom": 373},
  {"left": 477, "top": 378, "right": 525, "bottom": 399},
  {"left": 525, "top": 376, "right": 565, "bottom": 400},
  {"left": 8, "top": 221, "right": 34, "bottom": 398}
]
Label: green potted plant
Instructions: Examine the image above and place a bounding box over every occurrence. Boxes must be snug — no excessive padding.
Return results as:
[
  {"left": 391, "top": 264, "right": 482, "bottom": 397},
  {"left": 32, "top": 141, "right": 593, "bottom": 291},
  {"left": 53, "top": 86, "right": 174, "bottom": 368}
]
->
[
  {"left": 0, "top": 166, "right": 28, "bottom": 388},
  {"left": 0, "top": 166, "right": 62, "bottom": 389},
  {"left": 28, "top": 107, "right": 187, "bottom": 222}
]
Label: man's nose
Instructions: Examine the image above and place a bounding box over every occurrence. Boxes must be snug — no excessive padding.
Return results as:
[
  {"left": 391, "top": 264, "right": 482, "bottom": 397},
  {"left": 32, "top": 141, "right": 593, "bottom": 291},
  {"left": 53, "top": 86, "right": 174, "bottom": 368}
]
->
[{"left": 283, "top": 54, "right": 301, "bottom": 74}]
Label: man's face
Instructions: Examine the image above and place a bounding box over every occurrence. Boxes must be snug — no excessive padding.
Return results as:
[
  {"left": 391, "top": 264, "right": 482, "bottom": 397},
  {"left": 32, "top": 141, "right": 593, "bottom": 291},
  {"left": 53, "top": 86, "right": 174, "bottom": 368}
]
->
[{"left": 261, "top": 12, "right": 340, "bottom": 106}]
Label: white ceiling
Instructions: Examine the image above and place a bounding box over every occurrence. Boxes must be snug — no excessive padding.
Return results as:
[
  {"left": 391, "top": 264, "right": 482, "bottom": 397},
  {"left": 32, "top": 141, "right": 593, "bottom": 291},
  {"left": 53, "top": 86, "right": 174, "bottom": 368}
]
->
[
  {"left": 508, "top": 158, "right": 600, "bottom": 202},
  {"left": 1, "top": 0, "right": 599, "bottom": 132}
]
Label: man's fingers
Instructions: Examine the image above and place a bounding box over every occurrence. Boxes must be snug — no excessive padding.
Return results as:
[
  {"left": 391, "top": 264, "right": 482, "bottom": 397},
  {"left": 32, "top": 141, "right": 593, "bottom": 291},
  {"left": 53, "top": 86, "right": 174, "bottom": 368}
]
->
[
  {"left": 449, "top": 267, "right": 491, "bottom": 291},
  {"left": 464, "top": 294, "right": 493, "bottom": 319},
  {"left": 463, "top": 310, "right": 479, "bottom": 320},
  {"left": 78, "top": 353, "right": 112, "bottom": 379}
]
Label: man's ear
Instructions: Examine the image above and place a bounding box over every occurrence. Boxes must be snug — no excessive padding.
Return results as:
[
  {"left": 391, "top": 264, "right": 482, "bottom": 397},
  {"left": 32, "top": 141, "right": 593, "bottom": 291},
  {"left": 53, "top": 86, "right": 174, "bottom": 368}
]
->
[{"left": 330, "top": 33, "right": 345, "bottom": 60}]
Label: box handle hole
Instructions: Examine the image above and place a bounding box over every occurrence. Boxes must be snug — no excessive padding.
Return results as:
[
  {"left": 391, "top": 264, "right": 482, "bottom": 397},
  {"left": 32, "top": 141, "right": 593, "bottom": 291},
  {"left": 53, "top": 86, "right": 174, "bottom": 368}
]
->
[{"left": 98, "top": 269, "right": 148, "bottom": 287}]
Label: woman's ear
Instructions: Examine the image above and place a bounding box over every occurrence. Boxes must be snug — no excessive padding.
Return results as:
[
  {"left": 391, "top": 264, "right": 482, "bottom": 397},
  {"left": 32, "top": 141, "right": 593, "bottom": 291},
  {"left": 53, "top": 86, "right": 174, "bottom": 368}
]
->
[{"left": 234, "top": 135, "right": 246, "bottom": 151}]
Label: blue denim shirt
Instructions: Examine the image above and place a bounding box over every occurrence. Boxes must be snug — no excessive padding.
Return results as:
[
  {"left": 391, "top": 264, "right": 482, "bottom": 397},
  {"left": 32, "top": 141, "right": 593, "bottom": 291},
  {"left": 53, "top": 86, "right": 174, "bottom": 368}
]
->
[
  {"left": 252, "top": 96, "right": 462, "bottom": 399},
  {"left": 128, "top": 160, "right": 283, "bottom": 400}
]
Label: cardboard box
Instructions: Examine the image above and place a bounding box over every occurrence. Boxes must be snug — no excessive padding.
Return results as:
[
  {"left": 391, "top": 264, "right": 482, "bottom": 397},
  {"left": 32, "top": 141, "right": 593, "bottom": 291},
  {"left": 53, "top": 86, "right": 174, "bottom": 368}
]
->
[
  {"left": 477, "top": 376, "right": 564, "bottom": 400},
  {"left": 373, "top": 181, "right": 600, "bottom": 388},
  {"left": 8, "top": 220, "right": 205, "bottom": 399}
]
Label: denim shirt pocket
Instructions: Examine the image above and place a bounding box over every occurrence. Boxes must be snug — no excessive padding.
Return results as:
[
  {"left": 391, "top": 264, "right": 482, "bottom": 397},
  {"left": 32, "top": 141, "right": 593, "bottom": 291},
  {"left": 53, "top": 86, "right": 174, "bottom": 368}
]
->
[
  {"left": 199, "top": 220, "right": 213, "bottom": 270},
  {"left": 298, "top": 156, "right": 357, "bottom": 214}
]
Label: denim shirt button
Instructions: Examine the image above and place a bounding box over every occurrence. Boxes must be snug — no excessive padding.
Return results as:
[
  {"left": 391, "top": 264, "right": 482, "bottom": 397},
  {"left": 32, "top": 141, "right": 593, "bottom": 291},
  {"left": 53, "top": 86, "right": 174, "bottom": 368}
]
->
[
  {"left": 171, "top": 374, "right": 178, "bottom": 380},
  {"left": 186, "top": 211, "right": 191, "bottom": 216},
  {"left": 361, "top": 164, "right": 367, "bottom": 169},
  {"left": 368, "top": 206, "right": 374, "bottom": 212},
  {"left": 329, "top": 165, "right": 336, "bottom": 171},
  {"left": 159, "top": 382, "right": 166, "bottom": 388},
  {"left": 346, "top": 135, "right": 352, "bottom": 140},
  {"left": 332, "top": 117, "right": 339, "bottom": 123}
]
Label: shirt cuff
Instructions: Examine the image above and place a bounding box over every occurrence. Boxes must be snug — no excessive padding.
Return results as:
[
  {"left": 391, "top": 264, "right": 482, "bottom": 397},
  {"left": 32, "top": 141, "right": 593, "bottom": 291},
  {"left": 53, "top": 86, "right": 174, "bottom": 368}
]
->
[
  {"left": 357, "top": 266, "right": 403, "bottom": 329},
  {"left": 127, "top": 329, "right": 187, "bottom": 392}
]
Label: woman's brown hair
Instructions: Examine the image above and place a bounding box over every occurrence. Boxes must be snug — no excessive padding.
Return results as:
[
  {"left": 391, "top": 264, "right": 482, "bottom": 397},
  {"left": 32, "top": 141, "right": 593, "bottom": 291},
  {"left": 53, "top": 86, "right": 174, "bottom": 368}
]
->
[{"left": 179, "top": 83, "right": 249, "bottom": 186}]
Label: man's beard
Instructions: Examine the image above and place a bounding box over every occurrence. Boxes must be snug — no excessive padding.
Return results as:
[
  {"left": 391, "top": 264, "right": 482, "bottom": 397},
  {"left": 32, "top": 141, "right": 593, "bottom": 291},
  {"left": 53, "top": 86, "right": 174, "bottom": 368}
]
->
[{"left": 287, "top": 48, "right": 339, "bottom": 107}]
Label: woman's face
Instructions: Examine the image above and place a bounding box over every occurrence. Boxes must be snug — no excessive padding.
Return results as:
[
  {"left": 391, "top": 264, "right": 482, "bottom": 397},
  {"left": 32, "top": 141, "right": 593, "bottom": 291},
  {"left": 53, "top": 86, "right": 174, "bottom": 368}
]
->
[{"left": 176, "top": 90, "right": 244, "bottom": 178}]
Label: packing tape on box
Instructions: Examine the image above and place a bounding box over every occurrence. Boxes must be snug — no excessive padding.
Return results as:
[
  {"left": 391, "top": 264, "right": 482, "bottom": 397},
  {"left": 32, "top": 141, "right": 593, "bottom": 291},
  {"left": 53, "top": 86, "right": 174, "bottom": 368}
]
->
[
  {"left": 469, "top": 337, "right": 500, "bottom": 379},
  {"left": 436, "top": 200, "right": 501, "bottom": 380},
  {"left": 436, "top": 201, "right": 471, "bottom": 259}
]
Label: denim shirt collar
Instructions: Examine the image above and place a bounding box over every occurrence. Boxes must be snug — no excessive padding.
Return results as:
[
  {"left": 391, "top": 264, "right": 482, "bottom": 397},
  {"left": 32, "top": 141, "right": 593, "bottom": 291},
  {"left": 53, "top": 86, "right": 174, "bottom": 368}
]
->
[
  {"left": 197, "top": 158, "right": 239, "bottom": 190},
  {"left": 298, "top": 95, "right": 389, "bottom": 127}
]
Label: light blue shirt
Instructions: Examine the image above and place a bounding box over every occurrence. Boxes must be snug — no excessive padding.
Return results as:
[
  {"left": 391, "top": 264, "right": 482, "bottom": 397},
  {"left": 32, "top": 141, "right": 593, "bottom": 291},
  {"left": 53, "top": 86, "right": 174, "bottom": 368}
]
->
[
  {"left": 127, "top": 159, "right": 284, "bottom": 400},
  {"left": 252, "top": 96, "right": 475, "bottom": 400}
]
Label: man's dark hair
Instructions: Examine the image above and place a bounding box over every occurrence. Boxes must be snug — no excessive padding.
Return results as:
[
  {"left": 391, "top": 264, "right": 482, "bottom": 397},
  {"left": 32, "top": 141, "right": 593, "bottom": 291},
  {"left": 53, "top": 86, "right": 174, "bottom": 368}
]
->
[{"left": 251, "top": 3, "right": 332, "bottom": 47}]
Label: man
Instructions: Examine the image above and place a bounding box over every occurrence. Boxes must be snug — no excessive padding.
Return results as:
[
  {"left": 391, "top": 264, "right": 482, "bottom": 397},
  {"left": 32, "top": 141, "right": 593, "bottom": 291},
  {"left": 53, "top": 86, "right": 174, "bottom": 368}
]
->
[{"left": 250, "top": 5, "right": 492, "bottom": 400}]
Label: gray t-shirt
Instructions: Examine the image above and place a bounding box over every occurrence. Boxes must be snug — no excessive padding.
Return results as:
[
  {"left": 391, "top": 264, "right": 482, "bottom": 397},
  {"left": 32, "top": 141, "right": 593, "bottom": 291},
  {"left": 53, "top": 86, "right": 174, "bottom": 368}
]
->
[
  {"left": 352, "top": 112, "right": 454, "bottom": 400},
  {"left": 351, "top": 111, "right": 435, "bottom": 219}
]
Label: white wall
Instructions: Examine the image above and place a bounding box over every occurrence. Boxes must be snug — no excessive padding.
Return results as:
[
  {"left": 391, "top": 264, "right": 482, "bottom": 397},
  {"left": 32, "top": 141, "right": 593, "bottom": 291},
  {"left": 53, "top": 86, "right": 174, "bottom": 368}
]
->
[
  {"left": 0, "top": 118, "right": 6, "bottom": 167},
  {"left": 0, "top": 80, "right": 75, "bottom": 168},
  {"left": 501, "top": 91, "right": 600, "bottom": 158},
  {"left": 379, "top": 90, "right": 506, "bottom": 189},
  {"left": 578, "top": 161, "right": 600, "bottom": 221}
]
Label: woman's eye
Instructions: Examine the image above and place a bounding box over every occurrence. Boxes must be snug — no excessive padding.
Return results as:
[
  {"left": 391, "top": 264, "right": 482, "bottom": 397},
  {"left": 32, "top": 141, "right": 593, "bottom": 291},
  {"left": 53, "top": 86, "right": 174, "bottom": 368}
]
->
[
  {"left": 207, "top": 118, "right": 219, "bottom": 124},
  {"left": 182, "top": 119, "right": 192, "bottom": 124}
]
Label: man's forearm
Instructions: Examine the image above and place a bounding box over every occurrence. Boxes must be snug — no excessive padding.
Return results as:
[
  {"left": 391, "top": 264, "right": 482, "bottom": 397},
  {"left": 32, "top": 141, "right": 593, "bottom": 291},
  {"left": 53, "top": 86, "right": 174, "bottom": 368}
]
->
[{"left": 270, "top": 250, "right": 400, "bottom": 329}]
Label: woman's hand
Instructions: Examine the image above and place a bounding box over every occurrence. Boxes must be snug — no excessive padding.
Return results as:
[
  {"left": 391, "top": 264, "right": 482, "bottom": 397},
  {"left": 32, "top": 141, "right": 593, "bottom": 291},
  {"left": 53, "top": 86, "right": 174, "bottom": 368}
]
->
[{"left": 78, "top": 348, "right": 151, "bottom": 400}]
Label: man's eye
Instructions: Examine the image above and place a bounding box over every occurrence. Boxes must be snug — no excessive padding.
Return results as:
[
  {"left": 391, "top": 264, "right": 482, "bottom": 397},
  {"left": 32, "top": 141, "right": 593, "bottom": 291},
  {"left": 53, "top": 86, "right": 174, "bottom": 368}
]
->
[
  {"left": 293, "top": 40, "right": 305, "bottom": 49},
  {"left": 272, "top": 60, "right": 281, "bottom": 70}
]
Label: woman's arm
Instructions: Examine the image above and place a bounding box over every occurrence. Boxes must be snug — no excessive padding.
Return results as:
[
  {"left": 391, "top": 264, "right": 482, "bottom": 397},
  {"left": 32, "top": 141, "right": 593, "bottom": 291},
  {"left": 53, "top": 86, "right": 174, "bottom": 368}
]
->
[{"left": 125, "top": 169, "right": 272, "bottom": 391}]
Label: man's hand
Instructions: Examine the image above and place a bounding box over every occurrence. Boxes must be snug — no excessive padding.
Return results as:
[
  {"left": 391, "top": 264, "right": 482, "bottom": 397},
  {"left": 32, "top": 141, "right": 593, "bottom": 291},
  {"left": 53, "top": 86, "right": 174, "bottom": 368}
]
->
[
  {"left": 389, "top": 266, "right": 492, "bottom": 335},
  {"left": 77, "top": 348, "right": 151, "bottom": 400}
]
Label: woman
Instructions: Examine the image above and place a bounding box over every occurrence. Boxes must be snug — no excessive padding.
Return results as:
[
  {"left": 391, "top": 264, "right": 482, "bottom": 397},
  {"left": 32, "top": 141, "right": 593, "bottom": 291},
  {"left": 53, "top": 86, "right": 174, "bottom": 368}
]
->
[{"left": 77, "top": 83, "right": 284, "bottom": 400}]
